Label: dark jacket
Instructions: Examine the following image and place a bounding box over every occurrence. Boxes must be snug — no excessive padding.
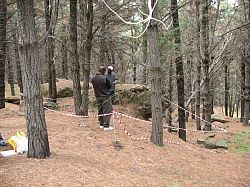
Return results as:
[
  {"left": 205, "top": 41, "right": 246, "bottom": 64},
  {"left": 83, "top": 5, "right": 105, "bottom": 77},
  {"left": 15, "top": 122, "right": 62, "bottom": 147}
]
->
[
  {"left": 105, "top": 71, "right": 118, "bottom": 92},
  {"left": 91, "top": 72, "right": 111, "bottom": 97}
]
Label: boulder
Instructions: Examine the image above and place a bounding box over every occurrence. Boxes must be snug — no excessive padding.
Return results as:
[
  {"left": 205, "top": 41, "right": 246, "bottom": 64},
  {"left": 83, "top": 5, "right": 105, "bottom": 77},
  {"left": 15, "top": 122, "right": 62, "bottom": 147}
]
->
[
  {"left": 43, "top": 102, "right": 58, "bottom": 110},
  {"left": 203, "top": 139, "right": 228, "bottom": 149},
  {"left": 211, "top": 114, "right": 229, "bottom": 123},
  {"left": 116, "top": 85, "right": 168, "bottom": 120},
  {"left": 5, "top": 96, "right": 20, "bottom": 105},
  {"left": 57, "top": 87, "right": 73, "bottom": 98}
]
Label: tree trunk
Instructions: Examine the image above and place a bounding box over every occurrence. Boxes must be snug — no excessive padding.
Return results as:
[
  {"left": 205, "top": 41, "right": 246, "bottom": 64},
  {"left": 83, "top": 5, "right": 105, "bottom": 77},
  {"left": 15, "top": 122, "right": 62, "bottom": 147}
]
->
[
  {"left": 70, "top": 0, "right": 82, "bottom": 115},
  {"left": 81, "top": 0, "right": 93, "bottom": 115},
  {"left": 6, "top": 45, "right": 15, "bottom": 96},
  {"left": 44, "top": 0, "right": 57, "bottom": 102},
  {"left": 148, "top": 0, "right": 163, "bottom": 146},
  {"left": 241, "top": 61, "right": 245, "bottom": 122},
  {"left": 142, "top": 32, "right": 147, "bottom": 84},
  {"left": 142, "top": 1, "right": 148, "bottom": 84},
  {"left": 225, "top": 63, "right": 229, "bottom": 116},
  {"left": 243, "top": 0, "right": 250, "bottom": 126},
  {"left": 201, "top": 0, "right": 211, "bottom": 131},
  {"left": 61, "top": 25, "right": 68, "bottom": 79},
  {"left": 17, "top": 0, "right": 50, "bottom": 159},
  {"left": 99, "top": 1, "right": 108, "bottom": 66},
  {"left": 195, "top": 0, "right": 201, "bottom": 130},
  {"left": 171, "top": 0, "right": 186, "bottom": 141},
  {"left": 13, "top": 27, "right": 23, "bottom": 97},
  {"left": 0, "top": 0, "right": 7, "bottom": 108},
  {"left": 167, "top": 61, "right": 173, "bottom": 132}
]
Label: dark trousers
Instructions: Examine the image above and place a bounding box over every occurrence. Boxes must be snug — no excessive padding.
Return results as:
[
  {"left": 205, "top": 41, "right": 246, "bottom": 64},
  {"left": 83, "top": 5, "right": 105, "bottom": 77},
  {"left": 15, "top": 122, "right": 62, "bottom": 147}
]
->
[
  {"left": 96, "top": 96, "right": 113, "bottom": 127},
  {"left": 110, "top": 90, "right": 115, "bottom": 104}
]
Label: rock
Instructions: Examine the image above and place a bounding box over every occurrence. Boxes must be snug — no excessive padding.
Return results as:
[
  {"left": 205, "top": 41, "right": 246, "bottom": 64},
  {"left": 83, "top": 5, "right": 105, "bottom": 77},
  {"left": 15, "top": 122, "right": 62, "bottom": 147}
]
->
[
  {"left": 206, "top": 134, "right": 216, "bottom": 139},
  {"left": 43, "top": 102, "right": 58, "bottom": 110},
  {"left": 197, "top": 139, "right": 205, "bottom": 144},
  {"left": 211, "top": 114, "right": 229, "bottom": 123},
  {"left": 203, "top": 139, "right": 228, "bottom": 149},
  {"left": 117, "top": 85, "right": 168, "bottom": 120},
  {"left": 5, "top": 96, "right": 20, "bottom": 105},
  {"left": 57, "top": 87, "right": 73, "bottom": 98},
  {"left": 112, "top": 141, "right": 123, "bottom": 150}
]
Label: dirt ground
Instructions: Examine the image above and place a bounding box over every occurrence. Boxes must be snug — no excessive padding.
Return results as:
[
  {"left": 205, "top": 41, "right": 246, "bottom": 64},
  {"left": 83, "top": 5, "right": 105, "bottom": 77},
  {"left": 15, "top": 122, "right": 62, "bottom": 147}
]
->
[{"left": 0, "top": 81, "right": 250, "bottom": 187}]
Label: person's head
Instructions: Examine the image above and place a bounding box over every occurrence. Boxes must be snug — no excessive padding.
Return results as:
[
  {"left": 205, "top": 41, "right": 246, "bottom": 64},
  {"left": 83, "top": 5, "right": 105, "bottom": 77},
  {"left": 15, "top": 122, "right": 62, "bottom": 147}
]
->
[
  {"left": 99, "top": 66, "right": 106, "bottom": 75},
  {"left": 108, "top": 66, "right": 113, "bottom": 74}
]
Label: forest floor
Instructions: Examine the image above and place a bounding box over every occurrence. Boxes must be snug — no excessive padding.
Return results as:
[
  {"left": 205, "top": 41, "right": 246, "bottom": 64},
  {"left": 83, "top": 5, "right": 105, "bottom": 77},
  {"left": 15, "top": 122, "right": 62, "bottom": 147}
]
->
[{"left": 0, "top": 80, "right": 250, "bottom": 187}]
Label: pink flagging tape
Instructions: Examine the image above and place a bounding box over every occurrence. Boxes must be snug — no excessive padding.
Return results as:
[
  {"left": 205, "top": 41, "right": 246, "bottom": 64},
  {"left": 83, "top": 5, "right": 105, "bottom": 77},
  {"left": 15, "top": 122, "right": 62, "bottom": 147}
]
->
[
  {"left": 44, "top": 107, "right": 113, "bottom": 118},
  {"left": 113, "top": 111, "right": 151, "bottom": 124},
  {"left": 113, "top": 111, "right": 227, "bottom": 133},
  {"left": 43, "top": 107, "right": 226, "bottom": 133},
  {"left": 120, "top": 125, "right": 216, "bottom": 153},
  {"left": 122, "top": 127, "right": 150, "bottom": 141}
]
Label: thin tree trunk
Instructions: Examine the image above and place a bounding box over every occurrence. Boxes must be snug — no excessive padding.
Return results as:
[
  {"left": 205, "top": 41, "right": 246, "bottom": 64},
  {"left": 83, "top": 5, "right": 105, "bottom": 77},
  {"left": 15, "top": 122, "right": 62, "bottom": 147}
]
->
[
  {"left": 110, "top": 45, "right": 116, "bottom": 65},
  {"left": 241, "top": 61, "right": 245, "bottom": 122},
  {"left": 148, "top": 0, "right": 163, "bottom": 146},
  {"left": 13, "top": 26, "right": 23, "bottom": 97},
  {"left": 99, "top": 1, "right": 108, "bottom": 66},
  {"left": 236, "top": 97, "right": 240, "bottom": 118},
  {"left": 142, "top": 1, "right": 148, "bottom": 84},
  {"left": 195, "top": 0, "right": 201, "bottom": 130},
  {"left": 6, "top": 45, "right": 15, "bottom": 96},
  {"left": 44, "top": 0, "right": 57, "bottom": 102},
  {"left": 243, "top": 0, "right": 250, "bottom": 126},
  {"left": 225, "top": 63, "right": 229, "bottom": 116},
  {"left": 70, "top": 0, "right": 82, "bottom": 115},
  {"left": 81, "top": 0, "right": 93, "bottom": 115},
  {"left": 0, "top": 0, "right": 7, "bottom": 108},
  {"left": 18, "top": 0, "right": 50, "bottom": 159},
  {"left": 171, "top": 0, "right": 186, "bottom": 141},
  {"left": 201, "top": 0, "right": 211, "bottom": 131},
  {"left": 142, "top": 32, "right": 147, "bottom": 84},
  {"left": 61, "top": 25, "right": 68, "bottom": 79},
  {"left": 167, "top": 61, "right": 173, "bottom": 132}
]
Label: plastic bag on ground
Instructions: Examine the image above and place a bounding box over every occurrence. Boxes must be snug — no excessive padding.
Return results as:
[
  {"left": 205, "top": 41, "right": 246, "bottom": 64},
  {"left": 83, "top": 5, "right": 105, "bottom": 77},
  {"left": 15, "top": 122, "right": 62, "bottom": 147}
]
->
[{"left": 8, "top": 131, "right": 28, "bottom": 154}]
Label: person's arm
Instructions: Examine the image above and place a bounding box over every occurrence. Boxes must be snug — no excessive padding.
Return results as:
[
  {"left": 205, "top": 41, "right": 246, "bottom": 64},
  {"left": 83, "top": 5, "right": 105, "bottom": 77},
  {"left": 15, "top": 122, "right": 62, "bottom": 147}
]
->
[
  {"left": 113, "top": 73, "right": 118, "bottom": 84},
  {"left": 106, "top": 77, "right": 112, "bottom": 89}
]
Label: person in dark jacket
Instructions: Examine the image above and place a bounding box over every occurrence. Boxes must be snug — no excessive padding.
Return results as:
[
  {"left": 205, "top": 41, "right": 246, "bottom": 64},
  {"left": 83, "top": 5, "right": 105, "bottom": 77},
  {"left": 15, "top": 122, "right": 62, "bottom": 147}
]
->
[
  {"left": 105, "top": 66, "right": 118, "bottom": 104},
  {"left": 91, "top": 66, "right": 113, "bottom": 131}
]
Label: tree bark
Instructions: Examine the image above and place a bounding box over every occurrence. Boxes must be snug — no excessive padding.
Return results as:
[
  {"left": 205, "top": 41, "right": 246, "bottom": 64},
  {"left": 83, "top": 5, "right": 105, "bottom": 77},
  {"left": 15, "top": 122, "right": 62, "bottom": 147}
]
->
[
  {"left": 171, "top": 0, "right": 186, "bottom": 141},
  {"left": 167, "top": 61, "right": 173, "bottom": 132},
  {"left": 241, "top": 61, "right": 245, "bottom": 122},
  {"left": 243, "top": 0, "right": 250, "bottom": 126},
  {"left": 201, "top": 0, "right": 212, "bottom": 131},
  {"left": 142, "top": 1, "right": 148, "bottom": 84},
  {"left": 61, "top": 25, "right": 68, "bottom": 79},
  {"left": 224, "top": 63, "right": 229, "bottom": 116},
  {"left": 99, "top": 1, "right": 108, "bottom": 66},
  {"left": 44, "top": 0, "right": 57, "bottom": 102},
  {"left": 6, "top": 45, "right": 15, "bottom": 96},
  {"left": 148, "top": 0, "right": 163, "bottom": 146},
  {"left": 17, "top": 0, "right": 50, "bottom": 158},
  {"left": 13, "top": 27, "right": 23, "bottom": 97},
  {"left": 70, "top": 0, "right": 82, "bottom": 115},
  {"left": 195, "top": 0, "right": 201, "bottom": 130},
  {"left": 0, "top": 0, "right": 7, "bottom": 108},
  {"left": 142, "top": 32, "right": 147, "bottom": 84},
  {"left": 81, "top": 0, "right": 93, "bottom": 115}
]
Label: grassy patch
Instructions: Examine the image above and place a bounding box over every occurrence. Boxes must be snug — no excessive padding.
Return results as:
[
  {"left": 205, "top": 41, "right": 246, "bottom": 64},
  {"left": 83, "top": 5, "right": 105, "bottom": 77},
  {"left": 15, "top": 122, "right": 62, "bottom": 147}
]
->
[
  {"left": 232, "top": 130, "right": 250, "bottom": 154},
  {"left": 166, "top": 178, "right": 180, "bottom": 187}
]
